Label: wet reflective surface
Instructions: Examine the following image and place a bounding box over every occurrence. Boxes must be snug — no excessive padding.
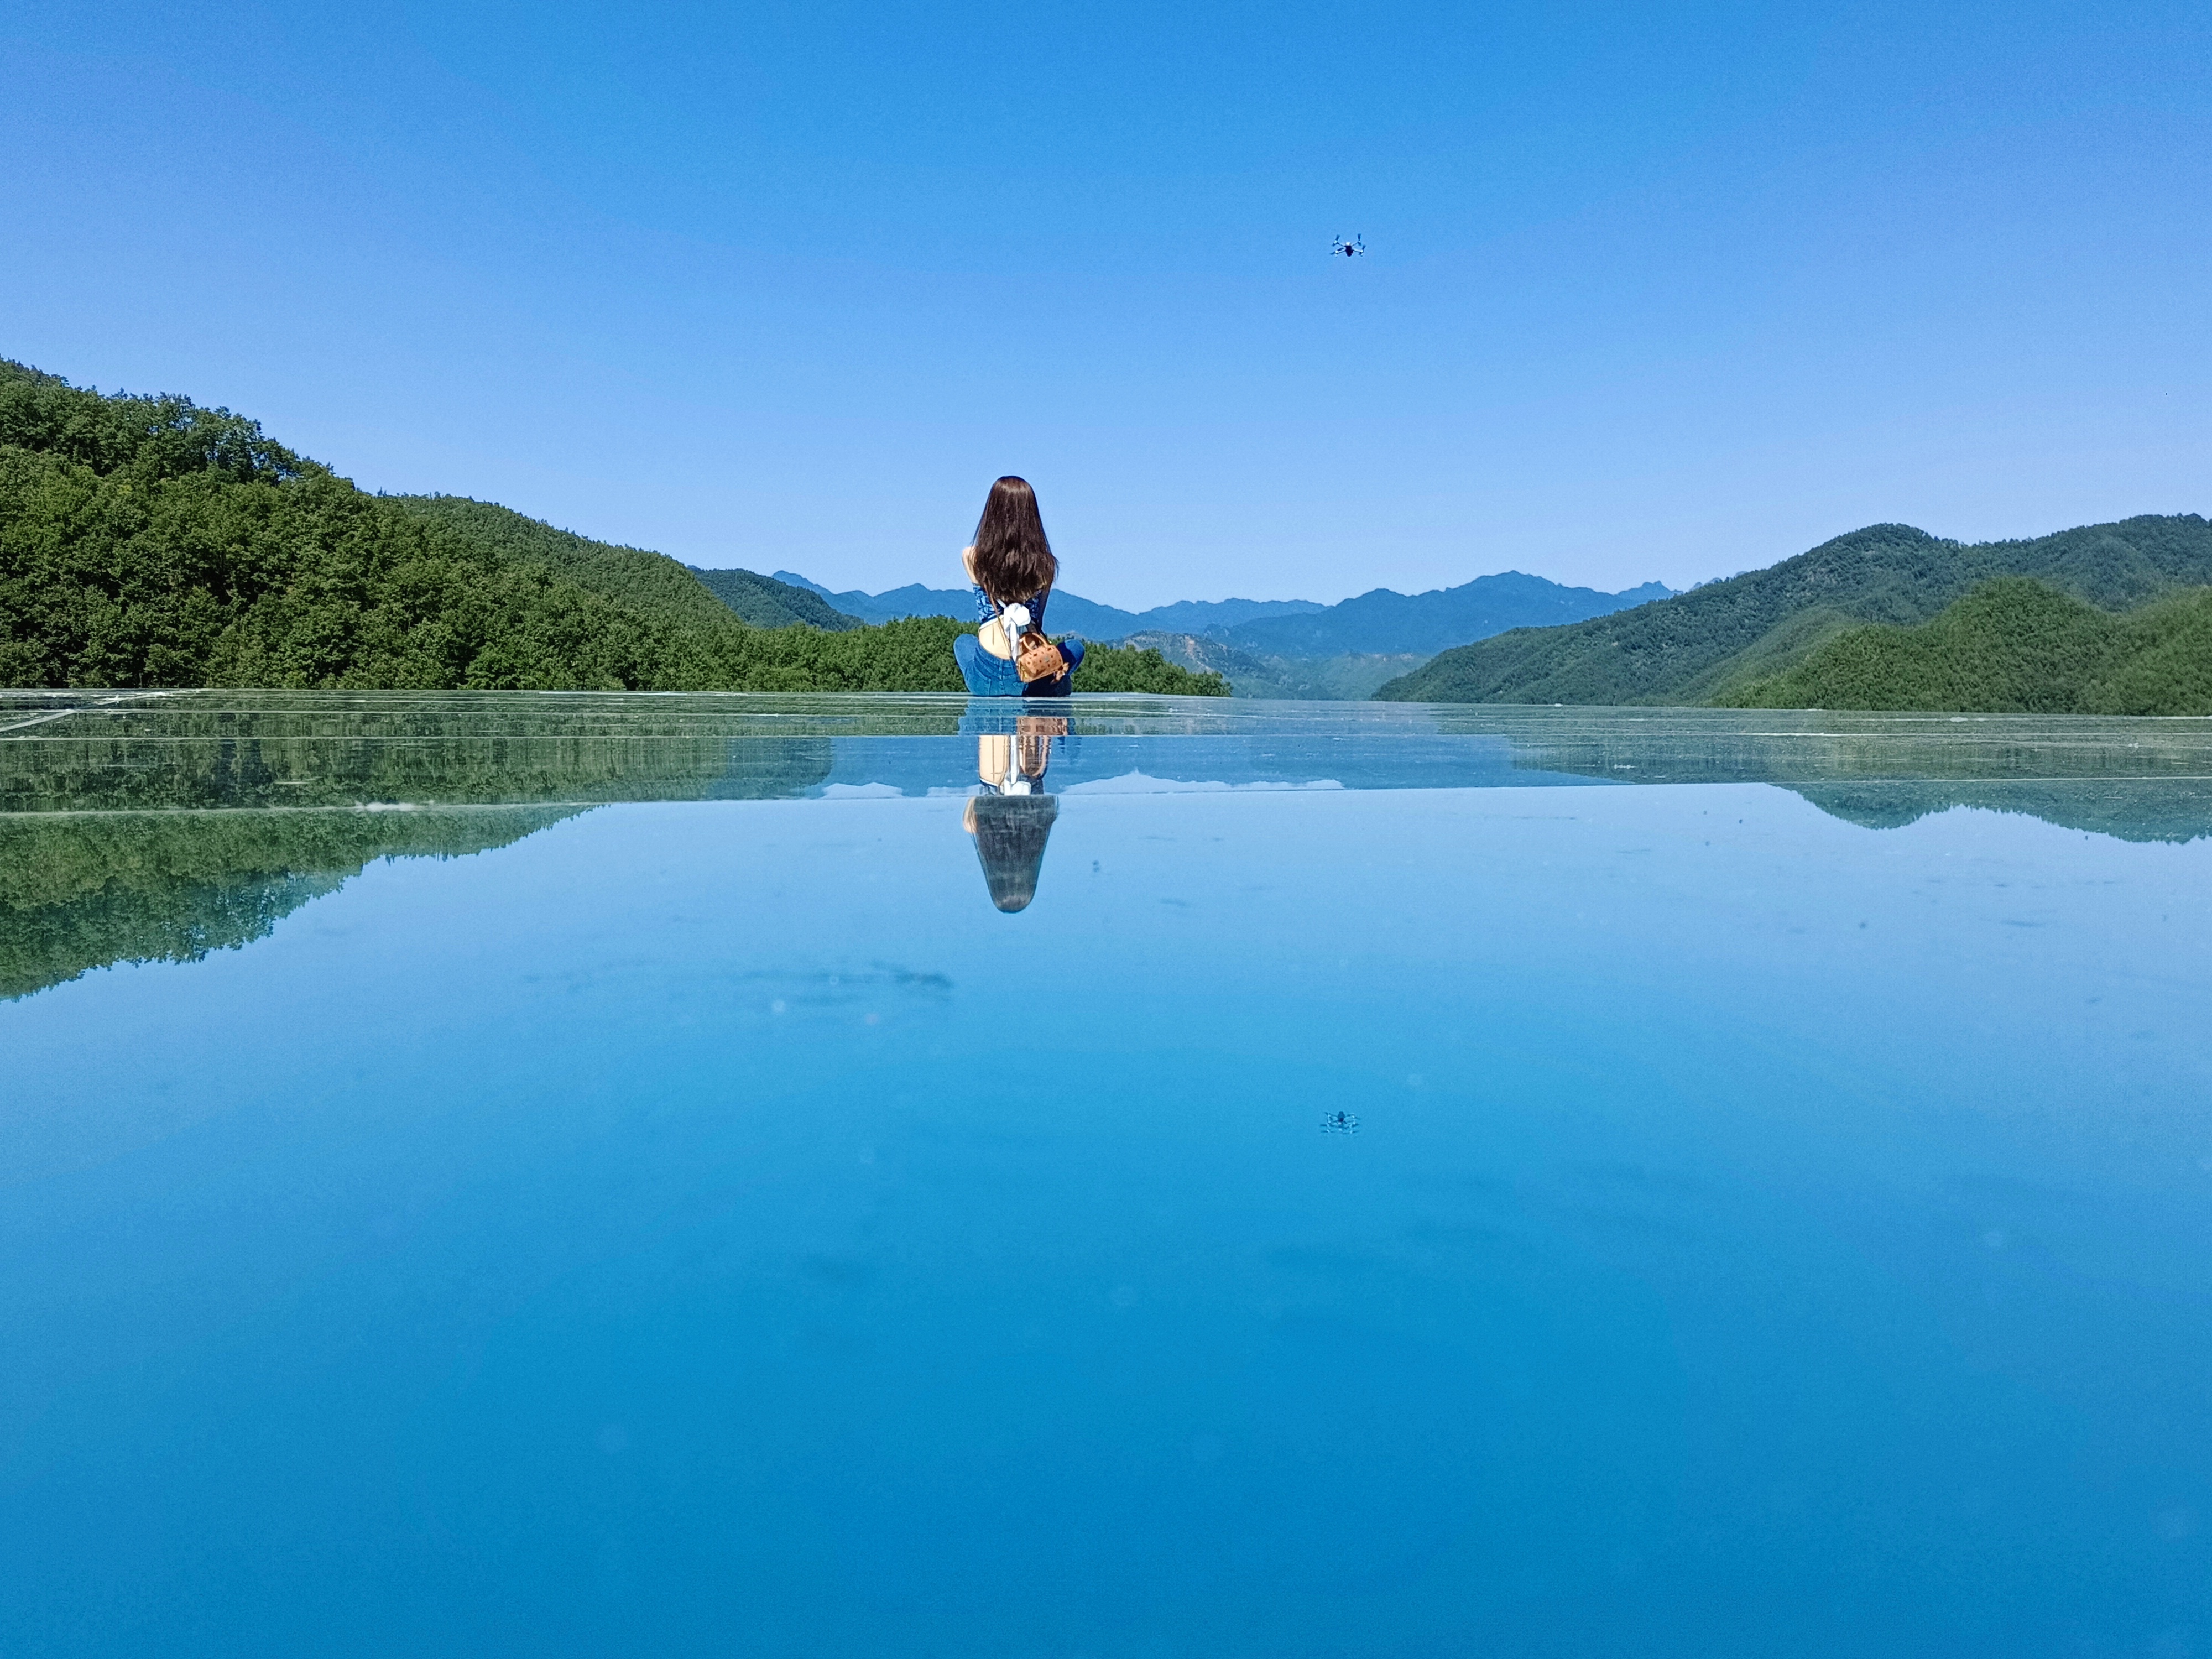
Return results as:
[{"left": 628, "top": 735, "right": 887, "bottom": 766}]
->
[{"left": 4, "top": 693, "right": 2210, "bottom": 1655}]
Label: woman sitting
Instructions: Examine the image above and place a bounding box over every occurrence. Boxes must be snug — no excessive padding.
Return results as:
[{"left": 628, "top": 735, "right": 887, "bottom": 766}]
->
[{"left": 952, "top": 475, "right": 1086, "bottom": 697}]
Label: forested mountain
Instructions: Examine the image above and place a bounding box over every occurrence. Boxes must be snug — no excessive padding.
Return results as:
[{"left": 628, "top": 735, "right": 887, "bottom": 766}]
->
[
  {"left": 1377, "top": 516, "right": 2212, "bottom": 706},
  {"left": 0, "top": 362, "right": 752, "bottom": 690},
  {"left": 379, "top": 494, "right": 758, "bottom": 633},
  {"left": 379, "top": 497, "right": 859, "bottom": 631},
  {"left": 1721, "top": 577, "right": 2212, "bottom": 714},
  {"left": 0, "top": 361, "right": 1221, "bottom": 695}
]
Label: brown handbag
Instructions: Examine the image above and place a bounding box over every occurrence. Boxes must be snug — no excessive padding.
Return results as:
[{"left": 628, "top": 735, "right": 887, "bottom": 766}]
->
[
  {"left": 1015, "top": 714, "right": 1068, "bottom": 781},
  {"left": 1013, "top": 627, "right": 1069, "bottom": 685}
]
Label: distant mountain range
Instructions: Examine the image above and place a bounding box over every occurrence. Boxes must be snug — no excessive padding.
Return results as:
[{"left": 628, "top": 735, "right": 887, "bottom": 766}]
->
[
  {"left": 763, "top": 568, "right": 1672, "bottom": 679},
  {"left": 1376, "top": 514, "right": 2212, "bottom": 708},
  {"left": 1117, "top": 632, "right": 1430, "bottom": 701},
  {"left": 769, "top": 572, "right": 1326, "bottom": 641},
  {"left": 1218, "top": 573, "right": 1673, "bottom": 657}
]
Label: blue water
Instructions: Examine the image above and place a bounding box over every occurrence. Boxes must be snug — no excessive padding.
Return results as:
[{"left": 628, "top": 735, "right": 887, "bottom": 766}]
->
[{"left": 4, "top": 696, "right": 2211, "bottom": 1656}]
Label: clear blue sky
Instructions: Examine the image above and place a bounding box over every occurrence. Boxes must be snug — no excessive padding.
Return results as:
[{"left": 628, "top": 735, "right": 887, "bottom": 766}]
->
[{"left": 5, "top": 1, "right": 2206, "bottom": 607}]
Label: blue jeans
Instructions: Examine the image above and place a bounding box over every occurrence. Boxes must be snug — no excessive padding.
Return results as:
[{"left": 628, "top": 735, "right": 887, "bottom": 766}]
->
[{"left": 954, "top": 632, "right": 1084, "bottom": 697}]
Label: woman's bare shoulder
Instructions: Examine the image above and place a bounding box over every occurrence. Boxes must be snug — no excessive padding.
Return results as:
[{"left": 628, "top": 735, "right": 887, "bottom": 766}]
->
[{"left": 960, "top": 545, "right": 977, "bottom": 581}]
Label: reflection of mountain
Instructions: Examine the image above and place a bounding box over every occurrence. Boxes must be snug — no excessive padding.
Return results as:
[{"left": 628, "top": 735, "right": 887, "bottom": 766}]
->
[
  {"left": 1786, "top": 780, "right": 2212, "bottom": 843},
  {"left": 1472, "top": 711, "right": 2212, "bottom": 842},
  {"left": 1, "top": 807, "right": 577, "bottom": 1000},
  {"left": 810, "top": 710, "right": 2212, "bottom": 841},
  {"left": 813, "top": 732, "right": 1602, "bottom": 795}
]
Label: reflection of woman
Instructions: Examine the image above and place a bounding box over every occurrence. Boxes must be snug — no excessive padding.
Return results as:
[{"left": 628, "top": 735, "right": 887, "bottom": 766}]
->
[
  {"left": 960, "top": 699, "right": 1069, "bottom": 911},
  {"left": 953, "top": 476, "right": 1086, "bottom": 697},
  {"left": 974, "top": 716, "right": 1066, "bottom": 795},
  {"left": 963, "top": 795, "right": 1060, "bottom": 912}
]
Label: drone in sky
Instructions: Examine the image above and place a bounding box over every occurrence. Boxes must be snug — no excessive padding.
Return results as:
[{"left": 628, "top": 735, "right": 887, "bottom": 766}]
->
[{"left": 1331, "top": 234, "right": 1366, "bottom": 258}]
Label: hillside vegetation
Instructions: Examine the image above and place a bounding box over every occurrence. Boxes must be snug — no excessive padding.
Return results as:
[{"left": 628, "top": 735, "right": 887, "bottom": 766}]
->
[
  {"left": 379, "top": 495, "right": 857, "bottom": 632},
  {"left": 0, "top": 362, "right": 742, "bottom": 690},
  {"left": 1377, "top": 517, "right": 2212, "bottom": 707},
  {"left": 377, "top": 494, "right": 764, "bottom": 632},
  {"left": 1722, "top": 577, "right": 2212, "bottom": 714},
  {"left": 0, "top": 360, "right": 1222, "bottom": 696}
]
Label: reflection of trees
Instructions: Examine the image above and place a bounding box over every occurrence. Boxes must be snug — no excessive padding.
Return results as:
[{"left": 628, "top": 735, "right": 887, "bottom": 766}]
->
[
  {"left": 1, "top": 698, "right": 842, "bottom": 999},
  {"left": 2, "top": 718, "right": 833, "bottom": 812},
  {"left": 1, "top": 807, "right": 579, "bottom": 999}
]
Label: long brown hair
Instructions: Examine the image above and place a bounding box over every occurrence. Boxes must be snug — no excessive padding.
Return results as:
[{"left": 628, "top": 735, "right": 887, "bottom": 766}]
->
[{"left": 970, "top": 476, "right": 1057, "bottom": 607}]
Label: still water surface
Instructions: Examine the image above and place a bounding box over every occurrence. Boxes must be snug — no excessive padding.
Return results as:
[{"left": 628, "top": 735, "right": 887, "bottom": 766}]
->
[{"left": 4, "top": 693, "right": 2210, "bottom": 1656}]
